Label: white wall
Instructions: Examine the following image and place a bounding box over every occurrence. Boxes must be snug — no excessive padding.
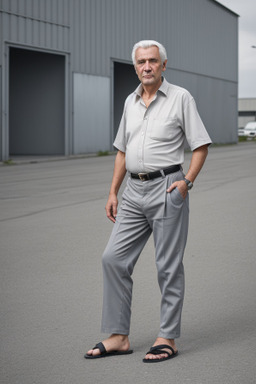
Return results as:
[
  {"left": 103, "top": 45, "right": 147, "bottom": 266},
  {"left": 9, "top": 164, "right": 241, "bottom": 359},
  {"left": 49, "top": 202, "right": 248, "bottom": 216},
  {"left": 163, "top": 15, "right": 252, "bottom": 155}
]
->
[{"left": 73, "top": 74, "right": 111, "bottom": 154}]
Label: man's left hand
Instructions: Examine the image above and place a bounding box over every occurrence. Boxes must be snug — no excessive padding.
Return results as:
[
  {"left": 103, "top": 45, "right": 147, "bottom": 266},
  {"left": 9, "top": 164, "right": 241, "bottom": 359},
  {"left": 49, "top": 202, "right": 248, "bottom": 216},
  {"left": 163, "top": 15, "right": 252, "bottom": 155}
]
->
[{"left": 167, "top": 180, "right": 188, "bottom": 199}]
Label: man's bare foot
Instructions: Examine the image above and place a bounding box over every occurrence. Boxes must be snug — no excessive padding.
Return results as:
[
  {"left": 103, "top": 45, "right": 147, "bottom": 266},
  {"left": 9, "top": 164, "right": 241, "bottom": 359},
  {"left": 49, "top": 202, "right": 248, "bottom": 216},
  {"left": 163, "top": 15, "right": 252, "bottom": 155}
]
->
[
  {"left": 86, "top": 334, "right": 130, "bottom": 357},
  {"left": 143, "top": 337, "right": 178, "bottom": 361}
]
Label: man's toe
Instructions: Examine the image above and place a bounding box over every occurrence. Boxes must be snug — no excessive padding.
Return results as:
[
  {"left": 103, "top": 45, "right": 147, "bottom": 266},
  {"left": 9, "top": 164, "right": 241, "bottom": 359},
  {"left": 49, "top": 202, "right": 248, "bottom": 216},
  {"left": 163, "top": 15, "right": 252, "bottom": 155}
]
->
[
  {"left": 92, "top": 348, "right": 101, "bottom": 356},
  {"left": 87, "top": 348, "right": 100, "bottom": 356}
]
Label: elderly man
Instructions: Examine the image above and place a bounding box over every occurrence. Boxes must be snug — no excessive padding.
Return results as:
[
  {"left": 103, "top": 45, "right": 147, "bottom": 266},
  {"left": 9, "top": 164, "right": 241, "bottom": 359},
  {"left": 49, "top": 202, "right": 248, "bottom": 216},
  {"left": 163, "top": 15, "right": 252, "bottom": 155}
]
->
[{"left": 85, "top": 40, "right": 211, "bottom": 363}]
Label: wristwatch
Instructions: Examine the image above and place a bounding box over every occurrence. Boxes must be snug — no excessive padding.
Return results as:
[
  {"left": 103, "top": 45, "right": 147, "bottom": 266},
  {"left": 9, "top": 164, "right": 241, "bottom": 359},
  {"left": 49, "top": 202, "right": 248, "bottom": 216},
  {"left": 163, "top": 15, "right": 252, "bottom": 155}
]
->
[{"left": 184, "top": 178, "right": 193, "bottom": 190}]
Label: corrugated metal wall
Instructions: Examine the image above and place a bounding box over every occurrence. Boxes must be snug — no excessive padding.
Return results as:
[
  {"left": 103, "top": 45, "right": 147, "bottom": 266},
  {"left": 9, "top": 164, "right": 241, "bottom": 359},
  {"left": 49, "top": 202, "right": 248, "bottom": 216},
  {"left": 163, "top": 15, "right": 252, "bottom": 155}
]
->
[
  {"left": 70, "top": 0, "right": 238, "bottom": 82},
  {"left": 0, "top": 0, "right": 238, "bottom": 160},
  {"left": 0, "top": 0, "right": 70, "bottom": 57},
  {"left": 0, "top": 0, "right": 71, "bottom": 160}
]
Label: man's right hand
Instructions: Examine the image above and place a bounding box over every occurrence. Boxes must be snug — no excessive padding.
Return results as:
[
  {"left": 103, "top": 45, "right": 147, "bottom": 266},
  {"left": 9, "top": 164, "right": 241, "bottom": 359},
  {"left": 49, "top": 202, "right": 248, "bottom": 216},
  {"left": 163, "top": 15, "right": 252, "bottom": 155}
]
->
[
  {"left": 104, "top": 150, "right": 126, "bottom": 223},
  {"left": 105, "top": 193, "right": 118, "bottom": 223}
]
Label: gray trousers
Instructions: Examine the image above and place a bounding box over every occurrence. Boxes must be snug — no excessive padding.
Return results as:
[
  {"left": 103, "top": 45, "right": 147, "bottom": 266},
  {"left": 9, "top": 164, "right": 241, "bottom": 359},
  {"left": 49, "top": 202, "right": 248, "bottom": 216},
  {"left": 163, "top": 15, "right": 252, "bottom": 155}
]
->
[{"left": 101, "top": 170, "right": 189, "bottom": 339}]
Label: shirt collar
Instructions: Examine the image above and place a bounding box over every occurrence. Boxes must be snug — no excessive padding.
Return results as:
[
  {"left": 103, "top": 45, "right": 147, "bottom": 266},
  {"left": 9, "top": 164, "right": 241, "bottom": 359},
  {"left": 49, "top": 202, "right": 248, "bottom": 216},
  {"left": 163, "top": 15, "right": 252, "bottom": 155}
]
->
[{"left": 134, "top": 77, "right": 168, "bottom": 98}]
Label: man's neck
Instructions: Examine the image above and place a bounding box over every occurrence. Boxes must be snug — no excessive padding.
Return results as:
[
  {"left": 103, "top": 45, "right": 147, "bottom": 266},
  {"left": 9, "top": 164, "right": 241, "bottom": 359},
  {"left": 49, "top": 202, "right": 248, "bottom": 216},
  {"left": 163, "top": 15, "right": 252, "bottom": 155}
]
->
[{"left": 142, "top": 78, "right": 162, "bottom": 99}]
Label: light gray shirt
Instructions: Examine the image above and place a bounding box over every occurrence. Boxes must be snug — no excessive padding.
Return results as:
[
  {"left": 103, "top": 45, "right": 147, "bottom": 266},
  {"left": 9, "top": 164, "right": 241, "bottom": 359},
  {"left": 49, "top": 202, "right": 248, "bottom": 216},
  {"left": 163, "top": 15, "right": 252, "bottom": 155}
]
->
[{"left": 114, "top": 78, "right": 212, "bottom": 173}]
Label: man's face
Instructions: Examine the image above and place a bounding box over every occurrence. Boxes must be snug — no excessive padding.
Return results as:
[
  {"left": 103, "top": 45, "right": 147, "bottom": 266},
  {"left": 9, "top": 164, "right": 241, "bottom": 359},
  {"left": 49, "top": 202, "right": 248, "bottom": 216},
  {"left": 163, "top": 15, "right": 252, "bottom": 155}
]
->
[{"left": 134, "top": 46, "right": 167, "bottom": 87}]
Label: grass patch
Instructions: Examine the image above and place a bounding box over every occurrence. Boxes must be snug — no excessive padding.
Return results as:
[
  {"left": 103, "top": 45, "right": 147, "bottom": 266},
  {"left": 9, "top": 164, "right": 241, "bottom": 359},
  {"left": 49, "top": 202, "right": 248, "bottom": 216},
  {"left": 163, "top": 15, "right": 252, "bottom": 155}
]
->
[
  {"left": 238, "top": 136, "right": 256, "bottom": 142},
  {"left": 3, "top": 159, "right": 16, "bottom": 165},
  {"left": 97, "top": 150, "right": 109, "bottom": 156},
  {"left": 238, "top": 136, "right": 248, "bottom": 142}
]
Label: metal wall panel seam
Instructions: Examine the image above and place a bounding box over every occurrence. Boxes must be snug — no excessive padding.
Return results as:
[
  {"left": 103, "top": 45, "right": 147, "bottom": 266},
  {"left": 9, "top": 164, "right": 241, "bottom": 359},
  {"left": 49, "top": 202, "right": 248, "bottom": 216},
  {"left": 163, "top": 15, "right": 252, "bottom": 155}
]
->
[
  {"left": 0, "top": 9, "right": 70, "bottom": 28},
  {"left": 72, "top": 0, "right": 81, "bottom": 73},
  {"left": 10, "top": 14, "right": 18, "bottom": 42},
  {"left": 0, "top": 7, "right": 2, "bottom": 59},
  {"left": 4, "top": 40, "right": 70, "bottom": 54},
  {"left": 95, "top": 0, "right": 101, "bottom": 75},
  {"left": 171, "top": 67, "right": 238, "bottom": 85},
  {"left": 85, "top": 0, "right": 92, "bottom": 74},
  {"left": 101, "top": 0, "right": 107, "bottom": 76},
  {"left": 80, "top": 0, "right": 85, "bottom": 73}
]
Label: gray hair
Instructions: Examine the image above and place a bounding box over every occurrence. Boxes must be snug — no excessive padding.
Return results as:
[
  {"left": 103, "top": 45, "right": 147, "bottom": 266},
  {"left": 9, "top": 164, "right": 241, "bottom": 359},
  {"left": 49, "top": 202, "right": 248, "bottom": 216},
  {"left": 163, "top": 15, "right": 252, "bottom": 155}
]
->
[{"left": 131, "top": 40, "right": 168, "bottom": 65}]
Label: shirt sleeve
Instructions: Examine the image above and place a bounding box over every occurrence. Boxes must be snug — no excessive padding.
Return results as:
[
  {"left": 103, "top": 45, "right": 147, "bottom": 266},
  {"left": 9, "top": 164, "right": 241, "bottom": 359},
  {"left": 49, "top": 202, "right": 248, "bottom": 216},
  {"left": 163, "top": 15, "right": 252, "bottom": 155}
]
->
[
  {"left": 183, "top": 98, "right": 212, "bottom": 151},
  {"left": 113, "top": 111, "right": 126, "bottom": 152},
  {"left": 113, "top": 96, "right": 130, "bottom": 152}
]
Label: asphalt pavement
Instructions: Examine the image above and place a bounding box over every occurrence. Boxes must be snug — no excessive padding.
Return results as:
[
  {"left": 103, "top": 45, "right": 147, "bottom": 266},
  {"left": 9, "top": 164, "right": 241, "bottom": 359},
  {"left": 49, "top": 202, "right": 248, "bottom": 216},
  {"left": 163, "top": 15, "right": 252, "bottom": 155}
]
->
[{"left": 0, "top": 142, "right": 256, "bottom": 384}]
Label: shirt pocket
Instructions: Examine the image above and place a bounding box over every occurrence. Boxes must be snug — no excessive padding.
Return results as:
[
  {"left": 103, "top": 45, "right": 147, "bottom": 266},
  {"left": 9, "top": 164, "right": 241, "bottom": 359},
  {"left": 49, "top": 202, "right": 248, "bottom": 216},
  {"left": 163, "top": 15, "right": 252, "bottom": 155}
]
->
[{"left": 150, "top": 117, "right": 178, "bottom": 142}]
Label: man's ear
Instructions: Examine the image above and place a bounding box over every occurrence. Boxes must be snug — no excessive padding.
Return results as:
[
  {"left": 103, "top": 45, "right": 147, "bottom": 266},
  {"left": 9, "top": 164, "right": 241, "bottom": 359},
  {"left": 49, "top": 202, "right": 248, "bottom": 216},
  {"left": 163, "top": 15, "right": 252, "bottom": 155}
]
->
[{"left": 162, "top": 60, "right": 167, "bottom": 71}]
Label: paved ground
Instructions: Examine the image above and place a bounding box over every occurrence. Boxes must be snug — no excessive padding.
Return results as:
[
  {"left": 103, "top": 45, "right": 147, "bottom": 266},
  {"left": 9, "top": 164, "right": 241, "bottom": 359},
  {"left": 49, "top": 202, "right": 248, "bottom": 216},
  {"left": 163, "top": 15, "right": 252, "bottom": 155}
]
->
[{"left": 0, "top": 142, "right": 256, "bottom": 384}]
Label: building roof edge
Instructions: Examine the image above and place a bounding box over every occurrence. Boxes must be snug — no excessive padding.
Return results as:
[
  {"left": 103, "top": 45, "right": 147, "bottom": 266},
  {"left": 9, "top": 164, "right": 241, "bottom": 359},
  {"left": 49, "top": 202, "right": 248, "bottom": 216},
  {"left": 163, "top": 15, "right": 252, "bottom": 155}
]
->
[{"left": 212, "top": 1, "right": 239, "bottom": 17}]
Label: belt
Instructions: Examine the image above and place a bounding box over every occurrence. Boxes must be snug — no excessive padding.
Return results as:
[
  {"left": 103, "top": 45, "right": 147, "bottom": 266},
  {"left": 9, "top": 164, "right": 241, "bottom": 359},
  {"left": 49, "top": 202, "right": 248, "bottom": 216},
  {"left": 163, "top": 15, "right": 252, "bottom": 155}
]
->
[{"left": 130, "top": 165, "right": 181, "bottom": 181}]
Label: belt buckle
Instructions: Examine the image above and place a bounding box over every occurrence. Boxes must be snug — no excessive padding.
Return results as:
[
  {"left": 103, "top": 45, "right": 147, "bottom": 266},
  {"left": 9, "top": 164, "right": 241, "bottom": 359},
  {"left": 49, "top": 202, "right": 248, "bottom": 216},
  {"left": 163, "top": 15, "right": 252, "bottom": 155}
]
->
[{"left": 138, "top": 173, "right": 149, "bottom": 181}]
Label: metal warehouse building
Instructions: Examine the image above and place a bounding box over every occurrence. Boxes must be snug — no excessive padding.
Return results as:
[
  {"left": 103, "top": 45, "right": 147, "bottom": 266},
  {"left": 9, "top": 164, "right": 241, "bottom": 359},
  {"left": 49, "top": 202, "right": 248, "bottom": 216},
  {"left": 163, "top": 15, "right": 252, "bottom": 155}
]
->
[
  {"left": 0, "top": 0, "right": 238, "bottom": 161},
  {"left": 238, "top": 98, "right": 256, "bottom": 129}
]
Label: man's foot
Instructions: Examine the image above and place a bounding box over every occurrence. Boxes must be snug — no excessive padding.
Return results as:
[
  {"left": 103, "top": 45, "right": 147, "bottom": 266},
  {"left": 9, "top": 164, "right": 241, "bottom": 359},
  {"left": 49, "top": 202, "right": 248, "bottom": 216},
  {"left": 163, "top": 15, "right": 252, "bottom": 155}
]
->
[
  {"left": 86, "top": 334, "right": 130, "bottom": 358},
  {"left": 143, "top": 337, "right": 178, "bottom": 361}
]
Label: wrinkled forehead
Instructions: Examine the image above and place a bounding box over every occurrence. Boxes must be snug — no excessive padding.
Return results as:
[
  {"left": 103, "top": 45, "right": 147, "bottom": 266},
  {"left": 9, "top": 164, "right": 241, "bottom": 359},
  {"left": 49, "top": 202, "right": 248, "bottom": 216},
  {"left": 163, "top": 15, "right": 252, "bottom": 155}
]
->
[{"left": 135, "top": 46, "right": 161, "bottom": 62}]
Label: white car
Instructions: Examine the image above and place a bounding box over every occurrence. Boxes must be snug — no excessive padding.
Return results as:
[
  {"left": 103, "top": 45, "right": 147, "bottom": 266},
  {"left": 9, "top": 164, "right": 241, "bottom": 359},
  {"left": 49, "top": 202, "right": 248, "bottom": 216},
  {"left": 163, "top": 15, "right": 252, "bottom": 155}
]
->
[
  {"left": 243, "top": 122, "right": 256, "bottom": 138},
  {"left": 238, "top": 128, "right": 245, "bottom": 136}
]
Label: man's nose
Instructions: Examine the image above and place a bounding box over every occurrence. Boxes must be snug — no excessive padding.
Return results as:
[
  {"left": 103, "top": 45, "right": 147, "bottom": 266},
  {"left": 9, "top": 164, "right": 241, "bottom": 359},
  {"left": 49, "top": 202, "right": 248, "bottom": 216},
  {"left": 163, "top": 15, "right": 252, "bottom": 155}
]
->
[{"left": 144, "top": 61, "right": 151, "bottom": 71}]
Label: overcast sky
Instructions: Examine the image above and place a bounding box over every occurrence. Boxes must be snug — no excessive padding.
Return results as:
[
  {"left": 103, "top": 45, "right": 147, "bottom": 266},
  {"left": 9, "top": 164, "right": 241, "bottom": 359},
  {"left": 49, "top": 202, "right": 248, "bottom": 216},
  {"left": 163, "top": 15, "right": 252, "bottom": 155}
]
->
[{"left": 216, "top": 0, "right": 256, "bottom": 98}]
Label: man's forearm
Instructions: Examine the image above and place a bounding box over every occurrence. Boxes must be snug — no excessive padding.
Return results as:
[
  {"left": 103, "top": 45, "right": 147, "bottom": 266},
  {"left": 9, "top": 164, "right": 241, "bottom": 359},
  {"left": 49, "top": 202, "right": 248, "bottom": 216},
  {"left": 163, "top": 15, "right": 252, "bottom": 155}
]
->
[
  {"left": 185, "top": 145, "right": 209, "bottom": 183},
  {"left": 105, "top": 151, "right": 126, "bottom": 222},
  {"left": 109, "top": 150, "right": 126, "bottom": 195}
]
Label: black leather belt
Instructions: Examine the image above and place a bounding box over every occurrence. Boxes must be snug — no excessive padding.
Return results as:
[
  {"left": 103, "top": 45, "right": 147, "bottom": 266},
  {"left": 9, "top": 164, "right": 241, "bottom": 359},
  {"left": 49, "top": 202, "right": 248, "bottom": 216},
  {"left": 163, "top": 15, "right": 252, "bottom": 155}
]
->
[{"left": 130, "top": 165, "right": 181, "bottom": 181}]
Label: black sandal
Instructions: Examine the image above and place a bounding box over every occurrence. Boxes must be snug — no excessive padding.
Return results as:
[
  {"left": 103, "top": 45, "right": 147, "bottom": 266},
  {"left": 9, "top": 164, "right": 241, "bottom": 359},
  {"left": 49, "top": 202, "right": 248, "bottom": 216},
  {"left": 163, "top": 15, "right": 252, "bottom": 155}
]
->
[
  {"left": 143, "top": 344, "right": 178, "bottom": 363},
  {"left": 84, "top": 342, "right": 133, "bottom": 359}
]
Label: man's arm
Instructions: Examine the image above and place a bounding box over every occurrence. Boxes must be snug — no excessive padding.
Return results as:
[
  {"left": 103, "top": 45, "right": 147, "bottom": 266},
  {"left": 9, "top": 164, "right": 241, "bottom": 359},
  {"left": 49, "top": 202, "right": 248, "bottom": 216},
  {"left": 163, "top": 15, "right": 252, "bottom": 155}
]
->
[
  {"left": 167, "top": 144, "right": 209, "bottom": 198},
  {"left": 105, "top": 150, "right": 126, "bottom": 223}
]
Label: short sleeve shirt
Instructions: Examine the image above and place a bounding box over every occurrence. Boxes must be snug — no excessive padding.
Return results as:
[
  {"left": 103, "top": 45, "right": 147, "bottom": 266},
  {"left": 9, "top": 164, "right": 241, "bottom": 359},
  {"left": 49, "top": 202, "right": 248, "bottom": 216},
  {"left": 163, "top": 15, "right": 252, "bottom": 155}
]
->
[{"left": 113, "top": 78, "right": 212, "bottom": 173}]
